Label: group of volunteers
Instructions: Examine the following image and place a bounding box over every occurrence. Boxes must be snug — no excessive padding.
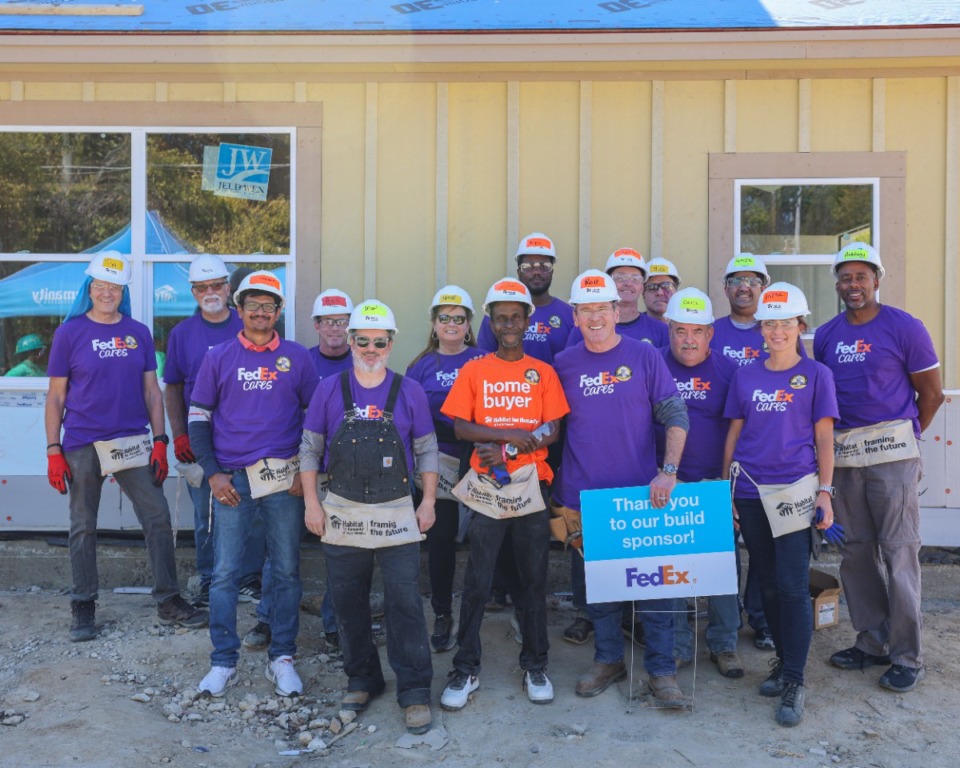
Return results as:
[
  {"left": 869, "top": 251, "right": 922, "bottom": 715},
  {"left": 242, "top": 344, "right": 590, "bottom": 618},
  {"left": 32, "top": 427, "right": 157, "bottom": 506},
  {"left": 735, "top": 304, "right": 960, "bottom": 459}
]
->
[{"left": 43, "top": 231, "right": 942, "bottom": 734}]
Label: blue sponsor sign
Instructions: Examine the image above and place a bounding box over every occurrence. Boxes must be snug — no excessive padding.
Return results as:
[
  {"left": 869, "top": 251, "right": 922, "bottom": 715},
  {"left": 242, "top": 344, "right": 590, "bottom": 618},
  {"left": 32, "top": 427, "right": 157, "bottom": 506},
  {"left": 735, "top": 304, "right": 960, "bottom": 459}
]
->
[
  {"left": 580, "top": 480, "right": 737, "bottom": 602},
  {"left": 210, "top": 143, "right": 272, "bottom": 202}
]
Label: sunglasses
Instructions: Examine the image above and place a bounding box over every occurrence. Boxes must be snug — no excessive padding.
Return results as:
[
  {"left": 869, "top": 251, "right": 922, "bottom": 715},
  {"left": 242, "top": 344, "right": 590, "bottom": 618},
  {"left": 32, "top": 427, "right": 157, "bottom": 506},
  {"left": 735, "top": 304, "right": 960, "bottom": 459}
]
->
[
  {"left": 192, "top": 280, "right": 229, "bottom": 294},
  {"left": 318, "top": 317, "right": 349, "bottom": 327},
  {"left": 518, "top": 261, "right": 554, "bottom": 274},
  {"left": 353, "top": 336, "right": 390, "bottom": 349},
  {"left": 437, "top": 314, "right": 467, "bottom": 325}
]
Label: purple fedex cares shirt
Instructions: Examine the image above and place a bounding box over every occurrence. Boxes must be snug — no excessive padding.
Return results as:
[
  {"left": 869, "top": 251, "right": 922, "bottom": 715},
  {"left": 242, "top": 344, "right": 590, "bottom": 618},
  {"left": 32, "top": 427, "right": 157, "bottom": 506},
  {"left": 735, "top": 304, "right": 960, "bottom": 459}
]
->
[
  {"left": 477, "top": 297, "right": 575, "bottom": 365},
  {"left": 163, "top": 309, "right": 243, "bottom": 410},
  {"left": 724, "top": 358, "right": 838, "bottom": 499},
  {"left": 814, "top": 305, "right": 939, "bottom": 437},
  {"left": 568, "top": 312, "right": 669, "bottom": 348},
  {"left": 552, "top": 336, "right": 678, "bottom": 512},
  {"left": 190, "top": 337, "right": 318, "bottom": 469},
  {"left": 48, "top": 314, "right": 156, "bottom": 451}
]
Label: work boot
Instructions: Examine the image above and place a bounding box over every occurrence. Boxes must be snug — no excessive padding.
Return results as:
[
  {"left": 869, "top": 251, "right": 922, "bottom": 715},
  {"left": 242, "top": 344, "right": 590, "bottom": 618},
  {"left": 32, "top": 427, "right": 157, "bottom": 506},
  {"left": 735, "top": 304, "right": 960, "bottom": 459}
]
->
[
  {"left": 157, "top": 594, "right": 208, "bottom": 628},
  {"left": 70, "top": 600, "right": 97, "bottom": 643},
  {"left": 404, "top": 704, "right": 433, "bottom": 734},
  {"left": 563, "top": 616, "right": 594, "bottom": 645},
  {"left": 300, "top": 593, "right": 324, "bottom": 617},
  {"left": 575, "top": 661, "right": 627, "bottom": 697},
  {"left": 710, "top": 650, "right": 745, "bottom": 679},
  {"left": 648, "top": 674, "right": 685, "bottom": 708}
]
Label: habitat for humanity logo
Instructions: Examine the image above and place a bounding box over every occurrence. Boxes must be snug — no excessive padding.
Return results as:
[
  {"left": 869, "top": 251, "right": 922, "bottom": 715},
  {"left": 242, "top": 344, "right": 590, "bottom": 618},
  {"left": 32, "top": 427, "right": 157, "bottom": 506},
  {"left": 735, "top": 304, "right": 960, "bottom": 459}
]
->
[{"left": 202, "top": 142, "right": 272, "bottom": 202}]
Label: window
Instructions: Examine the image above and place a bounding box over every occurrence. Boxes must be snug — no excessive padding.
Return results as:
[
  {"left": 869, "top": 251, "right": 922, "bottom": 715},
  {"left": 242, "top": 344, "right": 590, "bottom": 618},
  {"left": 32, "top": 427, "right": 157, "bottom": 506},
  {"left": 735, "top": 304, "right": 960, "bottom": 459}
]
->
[{"left": 0, "top": 128, "right": 295, "bottom": 384}]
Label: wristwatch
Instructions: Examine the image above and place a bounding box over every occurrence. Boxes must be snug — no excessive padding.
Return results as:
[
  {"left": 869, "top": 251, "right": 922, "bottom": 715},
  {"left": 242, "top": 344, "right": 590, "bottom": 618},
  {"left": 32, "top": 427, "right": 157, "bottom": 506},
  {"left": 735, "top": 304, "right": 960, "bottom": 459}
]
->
[
  {"left": 662, "top": 463, "right": 679, "bottom": 476},
  {"left": 817, "top": 484, "right": 836, "bottom": 498},
  {"left": 153, "top": 433, "right": 170, "bottom": 444}
]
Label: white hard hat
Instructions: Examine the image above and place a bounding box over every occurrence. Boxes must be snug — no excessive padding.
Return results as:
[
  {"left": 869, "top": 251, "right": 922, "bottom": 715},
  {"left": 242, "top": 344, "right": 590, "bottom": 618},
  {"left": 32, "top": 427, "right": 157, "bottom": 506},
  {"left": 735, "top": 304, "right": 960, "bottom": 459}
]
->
[
  {"left": 604, "top": 248, "right": 647, "bottom": 276},
  {"left": 431, "top": 285, "right": 475, "bottom": 314},
  {"left": 312, "top": 289, "right": 354, "bottom": 318},
  {"left": 348, "top": 299, "right": 399, "bottom": 333},
  {"left": 833, "top": 242, "right": 885, "bottom": 280},
  {"left": 569, "top": 269, "right": 620, "bottom": 305},
  {"left": 754, "top": 282, "right": 810, "bottom": 321},
  {"left": 665, "top": 287, "right": 714, "bottom": 325},
  {"left": 723, "top": 253, "right": 770, "bottom": 283},
  {"left": 188, "top": 254, "right": 228, "bottom": 283},
  {"left": 515, "top": 232, "right": 556, "bottom": 261},
  {"left": 233, "top": 270, "right": 285, "bottom": 308},
  {"left": 85, "top": 250, "right": 131, "bottom": 286},
  {"left": 483, "top": 278, "right": 535, "bottom": 315},
  {"left": 645, "top": 257, "right": 681, "bottom": 286}
]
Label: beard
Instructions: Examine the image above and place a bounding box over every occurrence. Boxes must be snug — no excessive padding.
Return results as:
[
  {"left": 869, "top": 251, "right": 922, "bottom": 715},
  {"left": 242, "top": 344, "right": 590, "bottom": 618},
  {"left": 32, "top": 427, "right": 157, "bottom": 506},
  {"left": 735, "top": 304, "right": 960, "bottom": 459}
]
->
[
  {"left": 201, "top": 295, "right": 226, "bottom": 314},
  {"left": 352, "top": 348, "right": 388, "bottom": 374}
]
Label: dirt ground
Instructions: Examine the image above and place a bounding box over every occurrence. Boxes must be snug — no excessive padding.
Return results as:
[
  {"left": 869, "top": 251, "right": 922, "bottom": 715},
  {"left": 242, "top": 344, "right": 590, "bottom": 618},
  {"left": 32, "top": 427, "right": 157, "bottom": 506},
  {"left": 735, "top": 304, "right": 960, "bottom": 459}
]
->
[{"left": 1, "top": 556, "right": 959, "bottom": 768}]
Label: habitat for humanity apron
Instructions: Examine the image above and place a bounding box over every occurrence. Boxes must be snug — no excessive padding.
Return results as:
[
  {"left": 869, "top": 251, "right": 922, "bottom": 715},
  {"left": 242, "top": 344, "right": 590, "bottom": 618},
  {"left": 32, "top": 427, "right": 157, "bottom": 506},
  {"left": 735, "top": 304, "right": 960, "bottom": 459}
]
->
[
  {"left": 94, "top": 433, "right": 152, "bottom": 476},
  {"left": 415, "top": 452, "right": 460, "bottom": 501},
  {"left": 453, "top": 462, "right": 546, "bottom": 520},
  {"left": 833, "top": 419, "right": 920, "bottom": 468},
  {"left": 730, "top": 462, "right": 818, "bottom": 538},
  {"left": 246, "top": 456, "right": 300, "bottom": 499},
  {"left": 323, "top": 372, "right": 422, "bottom": 548}
]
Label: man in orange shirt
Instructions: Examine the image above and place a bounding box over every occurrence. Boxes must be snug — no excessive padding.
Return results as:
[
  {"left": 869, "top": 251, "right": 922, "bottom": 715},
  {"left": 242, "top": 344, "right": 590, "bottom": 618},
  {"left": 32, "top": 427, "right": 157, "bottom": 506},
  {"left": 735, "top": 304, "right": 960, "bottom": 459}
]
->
[{"left": 439, "top": 278, "right": 570, "bottom": 711}]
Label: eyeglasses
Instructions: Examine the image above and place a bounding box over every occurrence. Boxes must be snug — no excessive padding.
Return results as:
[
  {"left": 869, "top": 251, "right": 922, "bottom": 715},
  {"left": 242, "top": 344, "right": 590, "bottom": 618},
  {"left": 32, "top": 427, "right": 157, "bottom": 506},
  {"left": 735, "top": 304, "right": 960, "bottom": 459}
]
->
[
  {"left": 90, "top": 281, "right": 123, "bottom": 294},
  {"left": 518, "top": 261, "right": 554, "bottom": 274},
  {"left": 725, "top": 276, "right": 764, "bottom": 288},
  {"left": 191, "top": 280, "right": 228, "bottom": 294},
  {"left": 612, "top": 274, "right": 644, "bottom": 285},
  {"left": 353, "top": 336, "right": 390, "bottom": 349},
  {"left": 760, "top": 318, "right": 800, "bottom": 329},
  {"left": 242, "top": 301, "right": 279, "bottom": 313},
  {"left": 644, "top": 282, "right": 677, "bottom": 295},
  {"left": 437, "top": 314, "right": 467, "bottom": 325},
  {"left": 317, "top": 317, "right": 349, "bottom": 327}
]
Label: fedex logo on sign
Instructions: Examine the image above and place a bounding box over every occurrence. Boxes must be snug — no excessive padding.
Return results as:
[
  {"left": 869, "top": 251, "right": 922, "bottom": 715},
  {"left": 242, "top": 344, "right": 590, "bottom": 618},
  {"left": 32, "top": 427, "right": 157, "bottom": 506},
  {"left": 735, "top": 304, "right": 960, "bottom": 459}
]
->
[{"left": 625, "top": 565, "right": 690, "bottom": 588}]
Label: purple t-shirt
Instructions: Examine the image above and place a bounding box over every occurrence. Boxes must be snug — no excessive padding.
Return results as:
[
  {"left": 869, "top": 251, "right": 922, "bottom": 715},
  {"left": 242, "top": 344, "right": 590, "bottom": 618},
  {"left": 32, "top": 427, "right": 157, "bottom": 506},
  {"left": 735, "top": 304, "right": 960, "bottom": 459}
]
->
[
  {"left": 656, "top": 349, "right": 737, "bottom": 482},
  {"left": 190, "top": 338, "right": 318, "bottom": 469},
  {"left": 303, "top": 370, "right": 435, "bottom": 475},
  {"left": 163, "top": 309, "right": 243, "bottom": 409},
  {"left": 553, "top": 336, "right": 679, "bottom": 511},
  {"left": 405, "top": 347, "right": 487, "bottom": 457},
  {"left": 477, "top": 296, "right": 575, "bottom": 365},
  {"left": 568, "top": 312, "right": 669, "bottom": 348},
  {"left": 710, "top": 315, "right": 808, "bottom": 367},
  {"left": 307, "top": 346, "right": 353, "bottom": 380},
  {"left": 813, "top": 305, "right": 939, "bottom": 437},
  {"left": 724, "top": 358, "right": 838, "bottom": 499},
  {"left": 48, "top": 314, "right": 157, "bottom": 451}
]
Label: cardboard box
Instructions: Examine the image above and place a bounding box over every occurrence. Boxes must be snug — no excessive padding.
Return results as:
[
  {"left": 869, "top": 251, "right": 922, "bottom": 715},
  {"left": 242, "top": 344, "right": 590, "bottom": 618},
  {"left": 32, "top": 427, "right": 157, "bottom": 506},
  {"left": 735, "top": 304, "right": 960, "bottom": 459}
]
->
[{"left": 810, "top": 569, "right": 841, "bottom": 630}]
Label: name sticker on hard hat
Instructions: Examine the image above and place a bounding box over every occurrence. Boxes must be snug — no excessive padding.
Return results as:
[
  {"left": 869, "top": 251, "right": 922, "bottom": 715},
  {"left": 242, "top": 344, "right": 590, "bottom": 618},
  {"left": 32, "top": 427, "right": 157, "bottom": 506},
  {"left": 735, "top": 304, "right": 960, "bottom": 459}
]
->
[
  {"left": 495, "top": 280, "right": 525, "bottom": 294},
  {"left": 615, "top": 248, "right": 641, "bottom": 260},
  {"left": 322, "top": 296, "right": 347, "bottom": 307},
  {"left": 581, "top": 275, "right": 604, "bottom": 289},
  {"left": 103, "top": 258, "right": 124, "bottom": 272},
  {"left": 525, "top": 237, "right": 552, "bottom": 250},
  {"left": 251, "top": 274, "right": 281, "bottom": 290},
  {"left": 733, "top": 256, "right": 756, "bottom": 268},
  {"left": 764, "top": 290, "right": 789, "bottom": 303},
  {"left": 843, "top": 248, "right": 868, "bottom": 260},
  {"left": 361, "top": 303, "right": 387, "bottom": 317},
  {"left": 650, "top": 264, "right": 669, "bottom": 273},
  {"left": 439, "top": 294, "right": 462, "bottom": 305},
  {"left": 681, "top": 297, "right": 706, "bottom": 311}
]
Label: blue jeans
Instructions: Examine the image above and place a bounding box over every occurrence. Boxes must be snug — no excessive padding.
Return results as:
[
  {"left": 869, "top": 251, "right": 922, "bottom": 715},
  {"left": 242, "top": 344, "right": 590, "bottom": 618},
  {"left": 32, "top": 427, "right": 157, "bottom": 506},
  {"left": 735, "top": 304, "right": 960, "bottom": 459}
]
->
[
  {"left": 324, "top": 541, "right": 432, "bottom": 707},
  {"left": 673, "top": 594, "right": 740, "bottom": 659},
  {"left": 454, "top": 506, "right": 550, "bottom": 675},
  {"left": 189, "top": 478, "right": 266, "bottom": 586},
  {"left": 258, "top": 566, "right": 337, "bottom": 634},
  {"left": 589, "top": 597, "right": 676, "bottom": 676},
  {"left": 209, "top": 471, "right": 303, "bottom": 668},
  {"left": 735, "top": 497, "right": 812, "bottom": 685}
]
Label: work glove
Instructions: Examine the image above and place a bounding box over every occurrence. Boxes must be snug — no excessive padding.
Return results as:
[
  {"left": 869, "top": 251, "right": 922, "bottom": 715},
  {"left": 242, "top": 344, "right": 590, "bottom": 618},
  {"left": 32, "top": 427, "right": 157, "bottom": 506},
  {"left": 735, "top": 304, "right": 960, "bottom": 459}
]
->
[
  {"left": 150, "top": 438, "right": 169, "bottom": 487},
  {"left": 47, "top": 453, "right": 72, "bottom": 495},
  {"left": 813, "top": 507, "right": 846, "bottom": 548},
  {"left": 174, "top": 433, "right": 195, "bottom": 463}
]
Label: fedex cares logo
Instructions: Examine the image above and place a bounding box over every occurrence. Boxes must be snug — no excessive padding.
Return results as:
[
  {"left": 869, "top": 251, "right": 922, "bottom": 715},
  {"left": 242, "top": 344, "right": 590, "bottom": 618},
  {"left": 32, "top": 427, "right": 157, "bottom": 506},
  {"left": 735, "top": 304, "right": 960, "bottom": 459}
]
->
[
  {"left": 834, "top": 338, "right": 872, "bottom": 363},
  {"left": 722, "top": 345, "right": 762, "bottom": 365},
  {"left": 675, "top": 377, "right": 711, "bottom": 401},
  {"left": 237, "top": 366, "right": 278, "bottom": 391},
  {"left": 752, "top": 388, "right": 794, "bottom": 412},
  {"left": 625, "top": 564, "right": 690, "bottom": 588},
  {"left": 353, "top": 404, "right": 385, "bottom": 420},
  {"left": 525, "top": 315, "right": 562, "bottom": 342},
  {"left": 92, "top": 336, "right": 138, "bottom": 358},
  {"left": 579, "top": 365, "right": 632, "bottom": 398}
]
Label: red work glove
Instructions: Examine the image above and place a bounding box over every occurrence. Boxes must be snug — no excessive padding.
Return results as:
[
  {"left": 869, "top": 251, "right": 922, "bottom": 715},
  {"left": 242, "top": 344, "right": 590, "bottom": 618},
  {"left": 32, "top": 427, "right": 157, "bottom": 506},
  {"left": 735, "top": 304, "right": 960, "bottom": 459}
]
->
[
  {"left": 150, "top": 438, "right": 169, "bottom": 487},
  {"left": 174, "top": 433, "right": 195, "bottom": 463},
  {"left": 47, "top": 453, "right": 72, "bottom": 495}
]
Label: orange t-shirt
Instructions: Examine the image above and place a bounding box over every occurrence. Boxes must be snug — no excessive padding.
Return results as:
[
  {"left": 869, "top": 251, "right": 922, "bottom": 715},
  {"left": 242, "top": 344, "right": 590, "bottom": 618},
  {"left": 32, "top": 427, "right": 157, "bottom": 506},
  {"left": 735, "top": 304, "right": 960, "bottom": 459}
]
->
[{"left": 441, "top": 353, "right": 570, "bottom": 483}]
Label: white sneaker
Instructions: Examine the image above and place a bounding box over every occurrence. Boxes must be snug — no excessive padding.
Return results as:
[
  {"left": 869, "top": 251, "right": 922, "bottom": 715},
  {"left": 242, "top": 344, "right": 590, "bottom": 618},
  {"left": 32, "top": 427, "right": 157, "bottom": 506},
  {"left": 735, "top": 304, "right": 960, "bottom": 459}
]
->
[
  {"left": 197, "top": 666, "right": 238, "bottom": 697},
  {"left": 524, "top": 669, "right": 554, "bottom": 704},
  {"left": 266, "top": 656, "right": 303, "bottom": 697},
  {"left": 440, "top": 670, "right": 479, "bottom": 710}
]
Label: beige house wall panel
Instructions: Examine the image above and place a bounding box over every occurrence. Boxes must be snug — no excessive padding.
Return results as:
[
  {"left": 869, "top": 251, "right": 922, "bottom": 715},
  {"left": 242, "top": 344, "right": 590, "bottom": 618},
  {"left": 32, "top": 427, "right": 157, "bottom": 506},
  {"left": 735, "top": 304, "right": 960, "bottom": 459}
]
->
[
  {"left": 589, "top": 81, "right": 652, "bottom": 265},
  {"left": 662, "top": 80, "right": 724, "bottom": 281},
  {"left": 885, "top": 77, "right": 948, "bottom": 349},
  {"left": 22, "top": 81, "right": 83, "bottom": 101},
  {"left": 235, "top": 82, "right": 295, "bottom": 103},
  {"left": 93, "top": 82, "right": 155, "bottom": 102},
  {"left": 809, "top": 79, "right": 873, "bottom": 152},
  {"left": 736, "top": 80, "right": 799, "bottom": 152},
  {"left": 518, "top": 81, "right": 581, "bottom": 296},
  {"left": 294, "top": 125, "right": 323, "bottom": 346},
  {"left": 375, "top": 82, "right": 438, "bottom": 363},
  {"left": 166, "top": 82, "right": 227, "bottom": 102},
  {"left": 446, "top": 82, "right": 509, "bottom": 308}
]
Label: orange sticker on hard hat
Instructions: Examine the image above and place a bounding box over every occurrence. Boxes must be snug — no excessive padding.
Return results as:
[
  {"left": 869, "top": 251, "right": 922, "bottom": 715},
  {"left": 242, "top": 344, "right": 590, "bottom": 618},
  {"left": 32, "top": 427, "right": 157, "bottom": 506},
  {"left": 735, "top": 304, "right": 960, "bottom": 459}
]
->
[
  {"left": 614, "top": 248, "right": 642, "bottom": 260},
  {"left": 763, "top": 290, "right": 789, "bottom": 303},
  {"left": 102, "top": 258, "right": 124, "bottom": 271},
  {"left": 321, "top": 296, "right": 347, "bottom": 307},
  {"left": 494, "top": 280, "right": 526, "bottom": 294},
  {"left": 649, "top": 264, "right": 669, "bottom": 273},
  {"left": 250, "top": 274, "right": 281, "bottom": 290},
  {"left": 580, "top": 275, "right": 605, "bottom": 289},
  {"left": 524, "top": 237, "right": 552, "bottom": 250},
  {"left": 439, "top": 293, "right": 463, "bottom": 305}
]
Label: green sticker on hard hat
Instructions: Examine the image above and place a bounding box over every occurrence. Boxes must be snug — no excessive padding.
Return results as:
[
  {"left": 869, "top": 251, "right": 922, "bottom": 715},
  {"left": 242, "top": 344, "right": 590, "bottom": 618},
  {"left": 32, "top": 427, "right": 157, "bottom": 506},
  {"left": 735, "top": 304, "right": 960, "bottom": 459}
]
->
[
  {"left": 680, "top": 297, "right": 706, "bottom": 311},
  {"left": 733, "top": 256, "right": 756, "bottom": 267},
  {"left": 361, "top": 303, "right": 387, "bottom": 317},
  {"left": 843, "top": 247, "right": 869, "bottom": 260}
]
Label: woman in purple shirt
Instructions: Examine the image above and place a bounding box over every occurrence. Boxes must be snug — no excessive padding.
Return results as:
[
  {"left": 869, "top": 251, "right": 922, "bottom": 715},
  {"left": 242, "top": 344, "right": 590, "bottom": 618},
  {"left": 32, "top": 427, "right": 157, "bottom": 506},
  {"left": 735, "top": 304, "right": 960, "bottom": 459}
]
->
[
  {"left": 722, "top": 283, "right": 838, "bottom": 728},
  {"left": 406, "top": 286, "right": 486, "bottom": 654}
]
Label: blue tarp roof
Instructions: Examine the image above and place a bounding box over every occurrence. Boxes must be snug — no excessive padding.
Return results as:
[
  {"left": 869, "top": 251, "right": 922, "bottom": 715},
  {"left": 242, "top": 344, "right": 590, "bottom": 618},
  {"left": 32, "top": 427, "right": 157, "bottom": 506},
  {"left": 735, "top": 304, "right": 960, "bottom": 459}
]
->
[{"left": 1, "top": 1, "right": 958, "bottom": 34}]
